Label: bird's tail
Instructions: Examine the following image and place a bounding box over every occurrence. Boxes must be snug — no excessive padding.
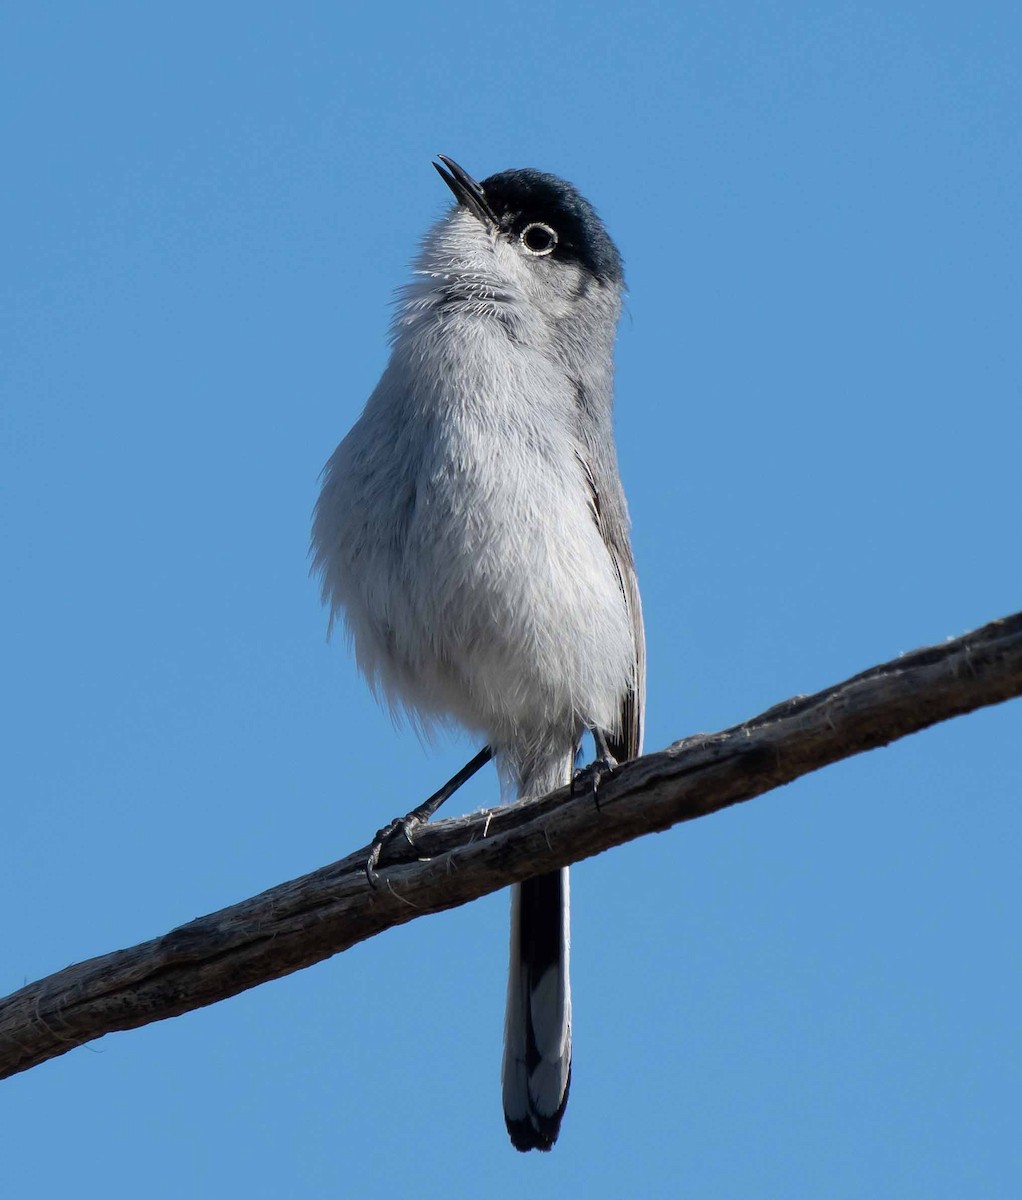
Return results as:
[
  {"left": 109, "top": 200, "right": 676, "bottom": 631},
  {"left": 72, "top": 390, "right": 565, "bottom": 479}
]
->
[{"left": 502, "top": 756, "right": 573, "bottom": 1152}]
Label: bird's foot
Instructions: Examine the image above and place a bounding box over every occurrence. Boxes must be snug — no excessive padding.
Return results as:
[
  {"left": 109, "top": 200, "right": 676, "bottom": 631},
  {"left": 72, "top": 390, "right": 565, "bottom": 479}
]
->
[
  {"left": 363, "top": 745, "right": 495, "bottom": 888},
  {"left": 572, "top": 727, "right": 619, "bottom": 806},
  {"left": 572, "top": 752, "right": 618, "bottom": 804},
  {"left": 365, "top": 814, "right": 425, "bottom": 888}
]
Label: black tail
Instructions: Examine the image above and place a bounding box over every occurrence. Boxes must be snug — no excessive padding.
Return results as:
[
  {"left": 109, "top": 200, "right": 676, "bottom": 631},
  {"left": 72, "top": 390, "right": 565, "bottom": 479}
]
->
[{"left": 502, "top": 867, "right": 572, "bottom": 1151}]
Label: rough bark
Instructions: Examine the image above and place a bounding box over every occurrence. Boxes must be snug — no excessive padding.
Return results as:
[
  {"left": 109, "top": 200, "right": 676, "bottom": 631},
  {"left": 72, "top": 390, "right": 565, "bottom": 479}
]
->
[{"left": 1, "top": 611, "right": 1020, "bottom": 1081}]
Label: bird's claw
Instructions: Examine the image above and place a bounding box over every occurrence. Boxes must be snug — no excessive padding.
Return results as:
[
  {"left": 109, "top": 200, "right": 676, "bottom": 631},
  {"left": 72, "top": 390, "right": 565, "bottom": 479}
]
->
[
  {"left": 365, "top": 814, "right": 424, "bottom": 888},
  {"left": 572, "top": 753, "right": 618, "bottom": 805}
]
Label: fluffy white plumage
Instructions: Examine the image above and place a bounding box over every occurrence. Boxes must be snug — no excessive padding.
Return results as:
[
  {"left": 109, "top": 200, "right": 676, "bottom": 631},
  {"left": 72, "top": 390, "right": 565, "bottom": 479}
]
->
[{"left": 314, "top": 204, "right": 635, "bottom": 792}]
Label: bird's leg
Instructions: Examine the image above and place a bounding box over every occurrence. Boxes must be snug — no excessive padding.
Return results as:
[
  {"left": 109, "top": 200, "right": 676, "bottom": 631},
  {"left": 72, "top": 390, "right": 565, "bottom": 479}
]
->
[
  {"left": 366, "top": 745, "right": 494, "bottom": 886},
  {"left": 591, "top": 726, "right": 619, "bottom": 770},
  {"left": 572, "top": 727, "right": 618, "bottom": 800}
]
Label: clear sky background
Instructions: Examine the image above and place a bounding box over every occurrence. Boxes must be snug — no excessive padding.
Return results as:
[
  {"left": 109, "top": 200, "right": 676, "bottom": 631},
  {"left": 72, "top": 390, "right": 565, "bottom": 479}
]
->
[{"left": 2, "top": 4, "right": 1019, "bottom": 1197}]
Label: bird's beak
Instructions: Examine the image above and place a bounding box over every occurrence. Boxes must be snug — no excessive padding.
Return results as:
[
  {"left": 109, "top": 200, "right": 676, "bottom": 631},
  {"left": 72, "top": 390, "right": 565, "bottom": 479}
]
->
[{"left": 433, "top": 155, "right": 498, "bottom": 227}]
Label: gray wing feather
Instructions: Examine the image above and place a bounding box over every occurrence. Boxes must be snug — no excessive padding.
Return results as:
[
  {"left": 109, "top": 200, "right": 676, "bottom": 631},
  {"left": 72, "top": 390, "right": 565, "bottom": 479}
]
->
[{"left": 574, "top": 443, "right": 645, "bottom": 763}]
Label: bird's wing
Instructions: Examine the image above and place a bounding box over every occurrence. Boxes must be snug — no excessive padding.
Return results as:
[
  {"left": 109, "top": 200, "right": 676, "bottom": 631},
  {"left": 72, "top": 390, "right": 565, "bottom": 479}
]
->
[{"left": 575, "top": 446, "right": 646, "bottom": 762}]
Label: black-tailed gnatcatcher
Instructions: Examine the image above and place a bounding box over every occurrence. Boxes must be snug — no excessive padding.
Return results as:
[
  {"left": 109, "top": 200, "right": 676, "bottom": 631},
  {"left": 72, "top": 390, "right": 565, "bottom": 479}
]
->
[{"left": 312, "top": 156, "right": 645, "bottom": 1152}]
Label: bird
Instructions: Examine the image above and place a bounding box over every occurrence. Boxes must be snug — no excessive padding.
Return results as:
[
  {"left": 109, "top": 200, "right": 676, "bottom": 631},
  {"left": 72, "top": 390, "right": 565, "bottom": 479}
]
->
[{"left": 311, "top": 155, "right": 644, "bottom": 1152}]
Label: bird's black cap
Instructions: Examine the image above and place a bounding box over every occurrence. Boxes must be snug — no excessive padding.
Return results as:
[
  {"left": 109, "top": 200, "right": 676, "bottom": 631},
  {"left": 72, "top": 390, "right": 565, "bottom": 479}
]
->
[{"left": 434, "top": 156, "right": 623, "bottom": 286}]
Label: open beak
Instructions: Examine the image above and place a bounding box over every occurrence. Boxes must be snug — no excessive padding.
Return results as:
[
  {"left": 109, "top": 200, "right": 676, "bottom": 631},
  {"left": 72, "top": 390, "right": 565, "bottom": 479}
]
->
[{"left": 433, "top": 154, "right": 498, "bottom": 227}]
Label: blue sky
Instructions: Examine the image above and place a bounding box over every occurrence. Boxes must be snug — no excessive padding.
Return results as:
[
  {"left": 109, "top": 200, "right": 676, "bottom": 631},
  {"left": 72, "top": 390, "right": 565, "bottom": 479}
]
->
[{"left": 2, "top": 3, "right": 1019, "bottom": 1197}]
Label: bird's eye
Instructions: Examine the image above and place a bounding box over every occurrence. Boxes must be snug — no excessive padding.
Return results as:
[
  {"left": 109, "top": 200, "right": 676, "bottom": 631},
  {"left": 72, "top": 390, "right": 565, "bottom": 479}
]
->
[{"left": 520, "top": 222, "right": 558, "bottom": 256}]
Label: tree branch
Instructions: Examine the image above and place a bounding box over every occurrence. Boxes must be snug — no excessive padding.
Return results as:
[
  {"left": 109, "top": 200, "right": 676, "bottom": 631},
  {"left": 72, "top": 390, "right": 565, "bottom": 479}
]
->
[{"left": 3, "top": 611, "right": 1020, "bottom": 1081}]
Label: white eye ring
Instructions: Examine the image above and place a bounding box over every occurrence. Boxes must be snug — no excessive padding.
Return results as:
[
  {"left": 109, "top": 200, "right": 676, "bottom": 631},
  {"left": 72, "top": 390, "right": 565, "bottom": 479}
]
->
[{"left": 520, "top": 222, "right": 558, "bottom": 256}]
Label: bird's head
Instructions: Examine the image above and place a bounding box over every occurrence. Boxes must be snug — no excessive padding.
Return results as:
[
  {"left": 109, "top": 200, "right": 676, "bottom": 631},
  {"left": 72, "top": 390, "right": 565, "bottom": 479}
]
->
[{"left": 422, "top": 155, "right": 624, "bottom": 323}]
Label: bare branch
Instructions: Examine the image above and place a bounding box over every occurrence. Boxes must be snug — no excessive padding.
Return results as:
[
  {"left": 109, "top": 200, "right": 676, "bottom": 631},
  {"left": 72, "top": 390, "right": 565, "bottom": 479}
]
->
[{"left": 2, "top": 611, "right": 1020, "bottom": 1081}]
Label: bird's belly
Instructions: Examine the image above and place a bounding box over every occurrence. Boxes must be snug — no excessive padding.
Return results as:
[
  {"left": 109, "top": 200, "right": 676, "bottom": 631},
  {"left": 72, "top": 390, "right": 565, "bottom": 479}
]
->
[{"left": 364, "top": 442, "right": 633, "bottom": 745}]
